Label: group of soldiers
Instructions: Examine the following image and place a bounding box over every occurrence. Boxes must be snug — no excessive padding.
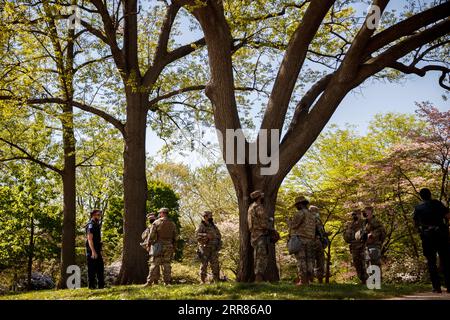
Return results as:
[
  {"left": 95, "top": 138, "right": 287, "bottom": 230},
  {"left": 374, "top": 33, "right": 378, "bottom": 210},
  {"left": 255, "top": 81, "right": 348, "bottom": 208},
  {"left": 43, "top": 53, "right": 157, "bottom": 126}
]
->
[
  {"left": 247, "top": 191, "right": 328, "bottom": 285},
  {"left": 141, "top": 208, "right": 222, "bottom": 286},
  {"left": 85, "top": 187, "right": 449, "bottom": 293},
  {"left": 138, "top": 191, "right": 329, "bottom": 286},
  {"left": 343, "top": 206, "right": 386, "bottom": 284}
]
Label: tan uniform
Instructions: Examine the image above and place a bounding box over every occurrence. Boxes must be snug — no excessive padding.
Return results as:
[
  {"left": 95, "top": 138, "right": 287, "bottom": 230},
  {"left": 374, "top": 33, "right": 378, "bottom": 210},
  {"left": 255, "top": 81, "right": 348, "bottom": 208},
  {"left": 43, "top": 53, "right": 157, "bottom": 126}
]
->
[
  {"left": 196, "top": 220, "right": 222, "bottom": 282},
  {"left": 289, "top": 208, "right": 316, "bottom": 282},
  {"left": 344, "top": 219, "right": 367, "bottom": 282},
  {"left": 147, "top": 217, "right": 178, "bottom": 284},
  {"left": 365, "top": 216, "right": 386, "bottom": 268},
  {"left": 248, "top": 202, "right": 270, "bottom": 276}
]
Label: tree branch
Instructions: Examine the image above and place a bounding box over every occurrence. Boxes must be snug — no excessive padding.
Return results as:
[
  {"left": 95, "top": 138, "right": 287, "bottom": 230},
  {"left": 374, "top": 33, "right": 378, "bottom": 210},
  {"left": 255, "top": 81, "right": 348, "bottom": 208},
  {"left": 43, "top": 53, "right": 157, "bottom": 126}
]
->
[
  {"left": 0, "top": 137, "right": 63, "bottom": 175},
  {"left": 260, "top": 0, "right": 336, "bottom": 132},
  {"left": 337, "top": 0, "right": 390, "bottom": 83},
  {"left": 389, "top": 62, "right": 450, "bottom": 90},
  {"left": 153, "top": 3, "right": 181, "bottom": 61},
  {"left": 365, "top": 1, "right": 450, "bottom": 56},
  {"left": 358, "top": 18, "right": 450, "bottom": 84},
  {"left": 148, "top": 85, "right": 206, "bottom": 110},
  {"left": 89, "top": 0, "right": 126, "bottom": 73},
  {"left": 0, "top": 96, "right": 126, "bottom": 136},
  {"left": 71, "top": 100, "right": 125, "bottom": 136}
]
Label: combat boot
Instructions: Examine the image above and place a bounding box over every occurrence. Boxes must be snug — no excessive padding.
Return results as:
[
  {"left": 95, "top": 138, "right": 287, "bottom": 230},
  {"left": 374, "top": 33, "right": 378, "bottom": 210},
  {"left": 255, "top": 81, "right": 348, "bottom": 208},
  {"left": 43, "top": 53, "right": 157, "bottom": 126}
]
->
[
  {"left": 255, "top": 273, "right": 264, "bottom": 283},
  {"left": 200, "top": 275, "right": 207, "bottom": 284},
  {"left": 295, "top": 278, "right": 306, "bottom": 286},
  {"left": 296, "top": 275, "right": 309, "bottom": 286}
]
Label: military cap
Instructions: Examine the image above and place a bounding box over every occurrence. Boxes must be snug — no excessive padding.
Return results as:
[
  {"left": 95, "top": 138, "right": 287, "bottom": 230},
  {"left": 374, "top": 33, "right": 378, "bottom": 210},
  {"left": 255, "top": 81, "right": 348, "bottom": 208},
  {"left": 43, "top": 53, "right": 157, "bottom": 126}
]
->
[
  {"left": 295, "top": 195, "right": 309, "bottom": 205},
  {"left": 158, "top": 207, "right": 169, "bottom": 213},
  {"left": 250, "top": 190, "right": 264, "bottom": 200},
  {"left": 147, "top": 212, "right": 156, "bottom": 219},
  {"left": 348, "top": 210, "right": 361, "bottom": 216},
  {"left": 202, "top": 210, "right": 212, "bottom": 216}
]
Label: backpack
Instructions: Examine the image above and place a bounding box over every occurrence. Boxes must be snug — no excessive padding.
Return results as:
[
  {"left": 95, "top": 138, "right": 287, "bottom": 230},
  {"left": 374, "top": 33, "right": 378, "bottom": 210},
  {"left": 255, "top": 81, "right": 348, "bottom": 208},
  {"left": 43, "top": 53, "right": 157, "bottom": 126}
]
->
[
  {"left": 140, "top": 227, "right": 151, "bottom": 251},
  {"left": 149, "top": 242, "right": 163, "bottom": 257},
  {"left": 287, "top": 235, "right": 302, "bottom": 254}
]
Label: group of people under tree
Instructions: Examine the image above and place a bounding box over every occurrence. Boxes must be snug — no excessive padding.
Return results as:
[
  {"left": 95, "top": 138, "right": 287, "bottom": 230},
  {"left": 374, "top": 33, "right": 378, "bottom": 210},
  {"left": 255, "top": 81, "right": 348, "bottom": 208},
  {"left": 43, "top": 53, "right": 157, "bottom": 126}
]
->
[
  {"left": 84, "top": 188, "right": 450, "bottom": 293},
  {"left": 344, "top": 206, "right": 386, "bottom": 284}
]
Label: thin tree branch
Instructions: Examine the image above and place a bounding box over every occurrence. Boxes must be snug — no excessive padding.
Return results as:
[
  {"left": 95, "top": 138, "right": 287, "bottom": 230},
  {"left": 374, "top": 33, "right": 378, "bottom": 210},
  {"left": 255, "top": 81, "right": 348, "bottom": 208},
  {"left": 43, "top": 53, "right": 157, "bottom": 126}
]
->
[{"left": 0, "top": 137, "right": 63, "bottom": 175}]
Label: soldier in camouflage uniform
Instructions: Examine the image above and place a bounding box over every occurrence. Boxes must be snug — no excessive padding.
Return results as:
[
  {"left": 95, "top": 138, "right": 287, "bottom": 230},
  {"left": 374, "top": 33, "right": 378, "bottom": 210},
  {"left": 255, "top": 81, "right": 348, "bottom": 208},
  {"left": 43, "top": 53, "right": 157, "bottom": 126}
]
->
[
  {"left": 247, "top": 190, "right": 271, "bottom": 282},
  {"left": 141, "top": 212, "right": 159, "bottom": 281},
  {"left": 363, "top": 206, "right": 386, "bottom": 272},
  {"left": 344, "top": 210, "right": 367, "bottom": 284},
  {"left": 289, "top": 196, "right": 316, "bottom": 286},
  {"left": 144, "top": 207, "right": 178, "bottom": 286},
  {"left": 196, "top": 210, "right": 222, "bottom": 283},
  {"left": 310, "top": 206, "right": 328, "bottom": 284}
]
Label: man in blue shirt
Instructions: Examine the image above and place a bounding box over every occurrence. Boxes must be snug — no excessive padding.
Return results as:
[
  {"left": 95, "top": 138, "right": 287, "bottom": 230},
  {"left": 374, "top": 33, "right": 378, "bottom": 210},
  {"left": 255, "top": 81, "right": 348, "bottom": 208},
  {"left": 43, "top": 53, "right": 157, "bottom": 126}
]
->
[{"left": 86, "top": 209, "right": 105, "bottom": 289}]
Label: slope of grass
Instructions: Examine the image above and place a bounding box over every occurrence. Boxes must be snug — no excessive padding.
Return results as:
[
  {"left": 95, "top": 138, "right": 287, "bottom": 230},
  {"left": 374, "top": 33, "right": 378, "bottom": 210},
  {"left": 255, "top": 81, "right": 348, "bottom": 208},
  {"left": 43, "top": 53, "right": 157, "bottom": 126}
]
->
[{"left": 0, "top": 282, "right": 430, "bottom": 300}]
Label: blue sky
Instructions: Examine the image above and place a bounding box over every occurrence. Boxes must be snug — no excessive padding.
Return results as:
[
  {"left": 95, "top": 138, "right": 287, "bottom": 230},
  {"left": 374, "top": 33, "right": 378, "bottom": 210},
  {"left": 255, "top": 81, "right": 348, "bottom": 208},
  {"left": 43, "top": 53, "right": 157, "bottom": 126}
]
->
[{"left": 146, "top": 73, "right": 449, "bottom": 162}]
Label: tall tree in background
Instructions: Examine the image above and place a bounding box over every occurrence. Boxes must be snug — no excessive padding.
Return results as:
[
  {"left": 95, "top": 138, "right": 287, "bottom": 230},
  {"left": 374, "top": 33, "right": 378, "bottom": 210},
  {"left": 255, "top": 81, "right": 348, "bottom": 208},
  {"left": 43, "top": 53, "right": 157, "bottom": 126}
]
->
[
  {"left": 177, "top": 0, "right": 450, "bottom": 281},
  {"left": 0, "top": 163, "right": 61, "bottom": 289},
  {"left": 73, "top": 0, "right": 209, "bottom": 283},
  {"left": 1, "top": 0, "right": 215, "bottom": 284},
  {"left": 0, "top": 0, "right": 122, "bottom": 287}
]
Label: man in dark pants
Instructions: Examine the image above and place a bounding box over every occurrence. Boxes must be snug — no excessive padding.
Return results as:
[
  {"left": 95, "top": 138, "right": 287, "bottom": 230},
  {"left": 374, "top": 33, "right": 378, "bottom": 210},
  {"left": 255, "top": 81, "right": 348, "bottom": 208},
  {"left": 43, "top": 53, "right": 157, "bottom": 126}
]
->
[
  {"left": 86, "top": 209, "right": 105, "bottom": 289},
  {"left": 413, "top": 188, "right": 450, "bottom": 293}
]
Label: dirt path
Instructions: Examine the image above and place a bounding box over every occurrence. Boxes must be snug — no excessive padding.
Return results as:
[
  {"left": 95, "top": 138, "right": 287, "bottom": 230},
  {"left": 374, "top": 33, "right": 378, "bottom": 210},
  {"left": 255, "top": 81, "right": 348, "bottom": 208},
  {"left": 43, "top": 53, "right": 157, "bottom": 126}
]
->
[{"left": 388, "top": 292, "right": 450, "bottom": 300}]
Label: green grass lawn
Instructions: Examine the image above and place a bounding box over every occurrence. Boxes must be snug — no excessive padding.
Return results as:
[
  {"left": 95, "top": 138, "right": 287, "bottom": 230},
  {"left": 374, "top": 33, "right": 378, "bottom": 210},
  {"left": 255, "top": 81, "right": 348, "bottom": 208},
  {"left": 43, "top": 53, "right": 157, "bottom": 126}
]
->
[{"left": 0, "top": 282, "right": 431, "bottom": 300}]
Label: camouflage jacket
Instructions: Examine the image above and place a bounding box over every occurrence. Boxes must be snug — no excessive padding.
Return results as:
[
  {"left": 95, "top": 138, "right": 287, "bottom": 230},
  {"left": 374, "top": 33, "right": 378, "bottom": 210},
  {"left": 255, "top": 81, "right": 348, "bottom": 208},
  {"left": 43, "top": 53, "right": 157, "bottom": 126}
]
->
[
  {"left": 315, "top": 216, "right": 328, "bottom": 246},
  {"left": 248, "top": 202, "right": 270, "bottom": 245},
  {"left": 364, "top": 216, "right": 386, "bottom": 246},
  {"left": 149, "top": 217, "right": 178, "bottom": 246},
  {"left": 289, "top": 209, "right": 316, "bottom": 240},
  {"left": 344, "top": 219, "right": 364, "bottom": 247},
  {"left": 196, "top": 220, "right": 222, "bottom": 249}
]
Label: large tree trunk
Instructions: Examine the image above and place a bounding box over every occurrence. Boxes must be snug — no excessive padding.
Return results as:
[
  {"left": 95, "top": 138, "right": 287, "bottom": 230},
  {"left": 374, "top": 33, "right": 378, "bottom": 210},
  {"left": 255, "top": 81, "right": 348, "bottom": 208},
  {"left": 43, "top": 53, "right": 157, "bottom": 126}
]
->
[
  {"left": 57, "top": 104, "right": 77, "bottom": 289},
  {"left": 118, "top": 93, "right": 149, "bottom": 284},
  {"left": 236, "top": 184, "right": 254, "bottom": 282}
]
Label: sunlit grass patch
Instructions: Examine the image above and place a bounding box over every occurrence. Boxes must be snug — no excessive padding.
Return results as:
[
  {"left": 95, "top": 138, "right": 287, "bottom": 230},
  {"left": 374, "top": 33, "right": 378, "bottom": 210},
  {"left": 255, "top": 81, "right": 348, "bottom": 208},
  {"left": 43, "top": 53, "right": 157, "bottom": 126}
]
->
[{"left": 0, "top": 282, "right": 430, "bottom": 300}]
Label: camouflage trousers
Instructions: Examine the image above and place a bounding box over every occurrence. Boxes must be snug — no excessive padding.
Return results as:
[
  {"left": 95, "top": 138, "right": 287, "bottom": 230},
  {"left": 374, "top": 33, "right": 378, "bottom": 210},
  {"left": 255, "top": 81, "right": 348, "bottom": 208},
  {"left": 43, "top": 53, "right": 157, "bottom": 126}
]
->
[
  {"left": 367, "top": 245, "right": 382, "bottom": 267},
  {"left": 199, "top": 245, "right": 220, "bottom": 281},
  {"left": 350, "top": 244, "right": 367, "bottom": 282},
  {"left": 252, "top": 236, "right": 268, "bottom": 275},
  {"left": 313, "top": 239, "right": 325, "bottom": 280},
  {"left": 147, "top": 243, "right": 174, "bottom": 284},
  {"left": 294, "top": 238, "right": 314, "bottom": 281}
]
